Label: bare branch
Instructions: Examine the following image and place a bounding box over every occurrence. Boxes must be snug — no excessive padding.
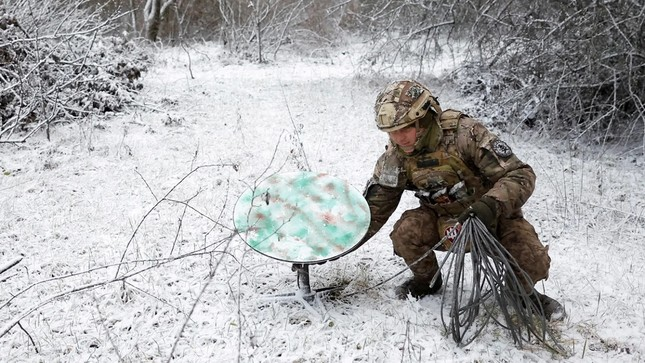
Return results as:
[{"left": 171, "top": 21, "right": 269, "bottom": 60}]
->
[{"left": 0, "top": 256, "right": 24, "bottom": 275}]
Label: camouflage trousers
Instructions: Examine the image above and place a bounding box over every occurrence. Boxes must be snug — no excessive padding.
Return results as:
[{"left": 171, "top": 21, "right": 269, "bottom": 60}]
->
[{"left": 390, "top": 206, "right": 550, "bottom": 292}]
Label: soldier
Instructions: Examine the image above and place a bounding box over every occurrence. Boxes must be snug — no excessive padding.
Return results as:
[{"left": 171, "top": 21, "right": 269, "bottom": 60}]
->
[{"left": 362, "top": 79, "right": 565, "bottom": 320}]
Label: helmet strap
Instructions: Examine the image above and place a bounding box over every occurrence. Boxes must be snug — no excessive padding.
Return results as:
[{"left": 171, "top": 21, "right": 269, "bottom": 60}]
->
[
  {"left": 410, "top": 116, "right": 442, "bottom": 155},
  {"left": 414, "top": 119, "right": 423, "bottom": 144}
]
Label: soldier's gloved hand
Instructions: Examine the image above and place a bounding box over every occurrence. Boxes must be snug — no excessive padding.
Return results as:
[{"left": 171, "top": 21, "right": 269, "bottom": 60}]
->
[{"left": 458, "top": 196, "right": 498, "bottom": 234}]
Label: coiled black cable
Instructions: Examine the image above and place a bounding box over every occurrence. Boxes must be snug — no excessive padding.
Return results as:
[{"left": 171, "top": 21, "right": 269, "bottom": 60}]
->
[{"left": 437, "top": 216, "right": 567, "bottom": 354}]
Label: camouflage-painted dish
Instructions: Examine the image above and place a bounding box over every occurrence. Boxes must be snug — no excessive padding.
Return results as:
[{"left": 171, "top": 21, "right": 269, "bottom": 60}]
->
[{"left": 234, "top": 172, "right": 370, "bottom": 264}]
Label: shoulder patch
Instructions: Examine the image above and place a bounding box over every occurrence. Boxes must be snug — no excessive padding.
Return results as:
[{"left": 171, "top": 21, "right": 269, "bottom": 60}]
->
[
  {"left": 374, "top": 147, "right": 404, "bottom": 188},
  {"left": 491, "top": 139, "right": 513, "bottom": 158}
]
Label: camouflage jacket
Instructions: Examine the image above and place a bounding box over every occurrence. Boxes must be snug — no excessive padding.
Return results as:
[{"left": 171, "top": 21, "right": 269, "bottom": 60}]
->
[{"left": 363, "top": 110, "right": 536, "bottom": 240}]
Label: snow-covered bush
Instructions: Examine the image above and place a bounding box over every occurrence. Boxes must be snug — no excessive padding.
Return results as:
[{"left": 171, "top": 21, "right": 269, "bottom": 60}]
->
[
  {"left": 356, "top": 0, "right": 644, "bottom": 151},
  {"left": 0, "top": 1, "right": 150, "bottom": 142},
  {"left": 453, "top": 0, "right": 645, "bottom": 149}
]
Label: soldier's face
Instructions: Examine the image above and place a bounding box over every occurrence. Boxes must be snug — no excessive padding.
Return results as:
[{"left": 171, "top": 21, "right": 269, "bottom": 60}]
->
[{"left": 388, "top": 125, "right": 423, "bottom": 154}]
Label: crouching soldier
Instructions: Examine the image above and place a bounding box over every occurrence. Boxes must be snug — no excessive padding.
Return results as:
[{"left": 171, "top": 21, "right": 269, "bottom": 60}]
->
[{"left": 361, "top": 80, "right": 565, "bottom": 321}]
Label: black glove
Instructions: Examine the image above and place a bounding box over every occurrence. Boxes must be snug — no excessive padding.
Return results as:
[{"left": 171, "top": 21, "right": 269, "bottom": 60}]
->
[{"left": 458, "top": 196, "right": 498, "bottom": 233}]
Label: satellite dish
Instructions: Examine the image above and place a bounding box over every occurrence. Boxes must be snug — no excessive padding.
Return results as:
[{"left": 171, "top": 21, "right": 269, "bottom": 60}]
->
[{"left": 234, "top": 171, "right": 370, "bottom": 264}]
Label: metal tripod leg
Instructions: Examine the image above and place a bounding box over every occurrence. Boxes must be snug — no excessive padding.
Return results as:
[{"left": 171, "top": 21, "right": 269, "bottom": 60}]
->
[
  {"left": 258, "top": 263, "right": 346, "bottom": 319},
  {"left": 293, "top": 263, "right": 313, "bottom": 300}
]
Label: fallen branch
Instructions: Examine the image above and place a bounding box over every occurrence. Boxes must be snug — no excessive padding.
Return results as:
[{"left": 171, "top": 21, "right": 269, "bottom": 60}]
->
[
  {"left": 0, "top": 256, "right": 23, "bottom": 275},
  {"left": 0, "top": 236, "right": 233, "bottom": 340}
]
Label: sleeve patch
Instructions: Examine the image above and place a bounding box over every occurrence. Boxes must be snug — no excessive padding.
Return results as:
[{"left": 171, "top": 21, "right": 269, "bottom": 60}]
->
[
  {"left": 378, "top": 166, "right": 400, "bottom": 187},
  {"left": 491, "top": 139, "right": 513, "bottom": 158}
]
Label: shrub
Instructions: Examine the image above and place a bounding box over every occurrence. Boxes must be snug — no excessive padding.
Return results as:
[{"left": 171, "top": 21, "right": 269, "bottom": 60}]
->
[
  {"left": 0, "top": 0, "right": 150, "bottom": 142},
  {"left": 456, "top": 0, "right": 645, "bottom": 148}
]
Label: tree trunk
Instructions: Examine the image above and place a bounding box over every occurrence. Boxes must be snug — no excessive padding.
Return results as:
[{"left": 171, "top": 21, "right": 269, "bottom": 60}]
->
[
  {"left": 144, "top": 0, "right": 161, "bottom": 41},
  {"left": 129, "top": 0, "right": 138, "bottom": 35}
]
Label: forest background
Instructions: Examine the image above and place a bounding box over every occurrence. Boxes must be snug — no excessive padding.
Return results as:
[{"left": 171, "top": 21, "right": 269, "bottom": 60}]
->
[{"left": 2, "top": 0, "right": 644, "bottom": 147}]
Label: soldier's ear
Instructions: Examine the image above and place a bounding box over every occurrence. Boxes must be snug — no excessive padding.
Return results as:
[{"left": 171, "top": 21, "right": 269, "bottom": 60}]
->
[{"left": 418, "top": 113, "right": 435, "bottom": 129}]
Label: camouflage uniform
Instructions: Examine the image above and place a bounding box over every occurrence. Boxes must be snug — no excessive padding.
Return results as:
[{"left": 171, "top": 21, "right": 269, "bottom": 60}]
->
[{"left": 364, "top": 106, "right": 551, "bottom": 293}]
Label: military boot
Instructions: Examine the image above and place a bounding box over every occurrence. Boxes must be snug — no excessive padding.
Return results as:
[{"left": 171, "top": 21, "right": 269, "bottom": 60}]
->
[
  {"left": 395, "top": 273, "right": 443, "bottom": 300},
  {"left": 528, "top": 291, "right": 566, "bottom": 321}
]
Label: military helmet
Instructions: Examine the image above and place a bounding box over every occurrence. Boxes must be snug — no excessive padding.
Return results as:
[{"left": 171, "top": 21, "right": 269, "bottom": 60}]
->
[{"left": 374, "top": 80, "right": 442, "bottom": 132}]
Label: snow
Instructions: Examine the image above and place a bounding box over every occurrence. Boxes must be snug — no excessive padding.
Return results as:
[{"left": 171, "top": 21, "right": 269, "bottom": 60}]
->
[{"left": 1, "top": 42, "right": 644, "bottom": 362}]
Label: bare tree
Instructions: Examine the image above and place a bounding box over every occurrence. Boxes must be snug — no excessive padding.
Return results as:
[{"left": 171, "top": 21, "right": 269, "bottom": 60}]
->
[
  {"left": 143, "top": 0, "right": 176, "bottom": 41},
  {"left": 216, "top": 0, "right": 358, "bottom": 62}
]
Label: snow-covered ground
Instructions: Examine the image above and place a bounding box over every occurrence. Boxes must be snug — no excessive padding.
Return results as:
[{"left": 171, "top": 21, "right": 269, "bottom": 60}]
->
[{"left": 1, "top": 43, "right": 644, "bottom": 362}]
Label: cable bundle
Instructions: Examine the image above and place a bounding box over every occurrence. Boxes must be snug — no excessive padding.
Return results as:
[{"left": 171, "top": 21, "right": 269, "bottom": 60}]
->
[{"left": 436, "top": 217, "right": 566, "bottom": 353}]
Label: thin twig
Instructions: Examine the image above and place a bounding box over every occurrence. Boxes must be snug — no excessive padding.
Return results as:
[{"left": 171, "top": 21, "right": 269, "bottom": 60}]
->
[
  {"left": 92, "top": 294, "right": 125, "bottom": 362},
  {"left": 115, "top": 164, "right": 236, "bottom": 278},
  {"left": 0, "top": 234, "right": 236, "bottom": 311},
  {"left": 17, "top": 322, "right": 38, "bottom": 353},
  {"left": 180, "top": 42, "right": 194, "bottom": 79},
  {"left": 168, "top": 191, "right": 201, "bottom": 256},
  {"left": 278, "top": 80, "right": 311, "bottom": 171},
  {"left": 165, "top": 233, "right": 236, "bottom": 362},
  {"left": 134, "top": 169, "right": 159, "bottom": 201}
]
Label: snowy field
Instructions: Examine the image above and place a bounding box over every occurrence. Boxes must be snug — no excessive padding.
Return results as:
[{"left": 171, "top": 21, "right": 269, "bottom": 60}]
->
[{"left": 1, "top": 43, "right": 644, "bottom": 362}]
